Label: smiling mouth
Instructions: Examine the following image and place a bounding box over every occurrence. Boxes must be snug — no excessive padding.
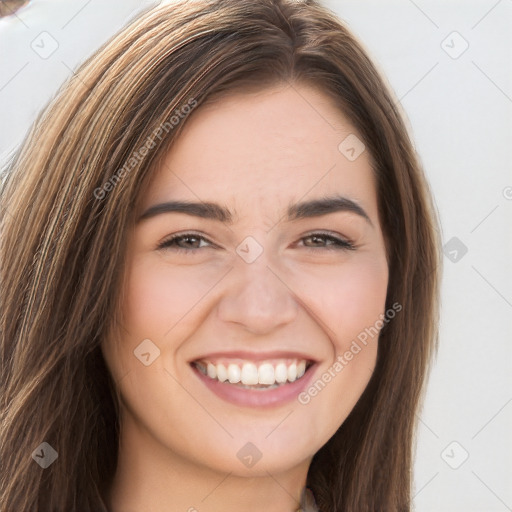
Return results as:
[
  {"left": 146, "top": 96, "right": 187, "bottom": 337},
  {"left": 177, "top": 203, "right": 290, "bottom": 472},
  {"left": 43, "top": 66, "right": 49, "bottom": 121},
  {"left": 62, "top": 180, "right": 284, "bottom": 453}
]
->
[{"left": 191, "top": 359, "right": 314, "bottom": 390}]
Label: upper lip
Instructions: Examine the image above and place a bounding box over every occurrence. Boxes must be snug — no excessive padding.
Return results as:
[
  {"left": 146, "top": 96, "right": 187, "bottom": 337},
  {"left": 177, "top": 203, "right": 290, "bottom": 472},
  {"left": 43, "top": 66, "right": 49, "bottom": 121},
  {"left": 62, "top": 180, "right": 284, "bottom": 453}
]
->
[{"left": 189, "top": 350, "right": 318, "bottom": 364}]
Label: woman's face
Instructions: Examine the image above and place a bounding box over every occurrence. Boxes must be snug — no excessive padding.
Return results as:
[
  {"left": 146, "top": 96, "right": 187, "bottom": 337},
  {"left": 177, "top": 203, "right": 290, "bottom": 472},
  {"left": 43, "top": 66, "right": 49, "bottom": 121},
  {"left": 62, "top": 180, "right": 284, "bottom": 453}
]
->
[{"left": 101, "top": 83, "right": 388, "bottom": 479}]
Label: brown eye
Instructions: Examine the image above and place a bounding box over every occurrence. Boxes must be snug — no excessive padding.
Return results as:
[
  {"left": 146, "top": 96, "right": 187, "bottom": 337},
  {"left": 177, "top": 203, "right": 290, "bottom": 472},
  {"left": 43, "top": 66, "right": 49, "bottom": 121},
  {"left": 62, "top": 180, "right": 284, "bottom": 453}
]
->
[
  {"left": 301, "top": 233, "right": 355, "bottom": 250},
  {"left": 158, "top": 233, "right": 213, "bottom": 252}
]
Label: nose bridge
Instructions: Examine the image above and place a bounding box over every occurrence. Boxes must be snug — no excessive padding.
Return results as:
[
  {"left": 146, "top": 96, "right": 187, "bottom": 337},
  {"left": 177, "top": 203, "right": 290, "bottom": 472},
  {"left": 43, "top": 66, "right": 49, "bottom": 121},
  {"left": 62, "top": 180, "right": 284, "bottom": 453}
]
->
[{"left": 216, "top": 240, "right": 298, "bottom": 333}]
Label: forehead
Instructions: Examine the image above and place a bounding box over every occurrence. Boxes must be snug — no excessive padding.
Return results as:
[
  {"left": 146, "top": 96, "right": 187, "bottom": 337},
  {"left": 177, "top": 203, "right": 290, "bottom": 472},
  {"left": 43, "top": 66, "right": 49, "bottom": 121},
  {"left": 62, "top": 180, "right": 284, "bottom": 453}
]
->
[{"left": 140, "top": 83, "right": 378, "bottom": 222}]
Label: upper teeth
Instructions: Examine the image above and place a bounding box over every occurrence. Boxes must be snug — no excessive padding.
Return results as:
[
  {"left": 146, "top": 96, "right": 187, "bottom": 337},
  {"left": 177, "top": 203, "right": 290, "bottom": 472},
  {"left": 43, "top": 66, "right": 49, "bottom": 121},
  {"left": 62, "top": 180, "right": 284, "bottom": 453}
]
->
[{"left": 196, "top": 360, "right": 308, "bottom": 386}]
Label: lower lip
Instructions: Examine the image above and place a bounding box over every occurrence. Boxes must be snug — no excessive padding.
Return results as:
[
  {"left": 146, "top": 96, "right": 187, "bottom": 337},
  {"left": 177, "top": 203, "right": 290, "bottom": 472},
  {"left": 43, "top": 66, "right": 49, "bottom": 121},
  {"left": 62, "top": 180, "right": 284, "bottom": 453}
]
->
[{"left": 191, "top": 364, "right": 317, "bottom": 407}]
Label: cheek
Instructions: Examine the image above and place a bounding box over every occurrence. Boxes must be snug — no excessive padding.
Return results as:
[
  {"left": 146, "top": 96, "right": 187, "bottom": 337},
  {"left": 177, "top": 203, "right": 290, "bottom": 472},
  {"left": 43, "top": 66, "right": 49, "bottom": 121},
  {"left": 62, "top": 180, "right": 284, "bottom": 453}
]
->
[
  {"left": 105, "top": 258, "right": 223, "bottom": 379},
  {"left": 291, "top": 255, "right": 389, "bottom": 349},
  {"left": 123, "top": 257, "right": 224, "bottom": 337},
  {"left": 292, "top": 257, "right": 388, "bottom": 433}
]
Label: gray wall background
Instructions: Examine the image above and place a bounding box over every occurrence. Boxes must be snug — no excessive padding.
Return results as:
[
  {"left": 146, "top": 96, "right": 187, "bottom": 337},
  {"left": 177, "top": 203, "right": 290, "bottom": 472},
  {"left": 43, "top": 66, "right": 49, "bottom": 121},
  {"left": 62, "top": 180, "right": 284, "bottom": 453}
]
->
[{"left": 1, "top": 1, "right": 511, "bottom": 510}]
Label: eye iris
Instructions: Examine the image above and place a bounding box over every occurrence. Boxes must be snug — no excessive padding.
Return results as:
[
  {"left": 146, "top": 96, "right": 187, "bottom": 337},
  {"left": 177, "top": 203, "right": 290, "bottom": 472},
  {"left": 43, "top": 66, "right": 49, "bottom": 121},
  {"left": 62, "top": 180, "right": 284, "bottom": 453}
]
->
[
  {"left": 306, "top": 235, "right": 328, "bottom": 247},
  {"left": 180, "top": 235, "right": 200, "bottom": 248}
]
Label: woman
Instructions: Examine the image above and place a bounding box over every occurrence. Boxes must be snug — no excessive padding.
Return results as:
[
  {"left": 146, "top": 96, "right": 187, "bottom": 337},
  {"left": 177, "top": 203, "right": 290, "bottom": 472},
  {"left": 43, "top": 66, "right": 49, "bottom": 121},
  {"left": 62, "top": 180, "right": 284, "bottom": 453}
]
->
[{"left": 0, "top": 0, "right": 441, "bottom": 510}]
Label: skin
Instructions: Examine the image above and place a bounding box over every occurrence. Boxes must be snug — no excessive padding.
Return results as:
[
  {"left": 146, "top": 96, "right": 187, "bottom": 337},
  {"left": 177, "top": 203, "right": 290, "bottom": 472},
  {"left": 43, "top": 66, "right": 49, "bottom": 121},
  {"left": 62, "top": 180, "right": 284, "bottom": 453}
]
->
[{"left": 101, "top": 82, "right": 389, "bottom": 512}]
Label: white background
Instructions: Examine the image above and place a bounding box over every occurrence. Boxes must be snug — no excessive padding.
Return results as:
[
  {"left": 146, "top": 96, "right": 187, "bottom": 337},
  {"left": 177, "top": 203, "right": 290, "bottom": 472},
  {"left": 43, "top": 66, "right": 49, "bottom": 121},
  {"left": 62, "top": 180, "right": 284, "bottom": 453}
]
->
[{"left": 1, "top": 1, "right": 511, "bottom": 510}]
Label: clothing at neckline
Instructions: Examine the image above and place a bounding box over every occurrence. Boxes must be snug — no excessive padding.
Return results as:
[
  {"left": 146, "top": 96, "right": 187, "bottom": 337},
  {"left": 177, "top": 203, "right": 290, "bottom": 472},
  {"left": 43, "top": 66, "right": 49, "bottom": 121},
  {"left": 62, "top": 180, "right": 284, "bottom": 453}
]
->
[{"left": 297, "top": 487, "right": 319, "bottom": 512}]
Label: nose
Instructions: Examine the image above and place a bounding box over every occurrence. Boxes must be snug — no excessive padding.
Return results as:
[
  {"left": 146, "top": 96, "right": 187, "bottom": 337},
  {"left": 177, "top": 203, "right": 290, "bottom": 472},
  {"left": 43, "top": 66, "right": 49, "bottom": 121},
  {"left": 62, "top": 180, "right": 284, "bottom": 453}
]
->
[{"left": 216, "top": 252, "right": 298, "bottom": 335}]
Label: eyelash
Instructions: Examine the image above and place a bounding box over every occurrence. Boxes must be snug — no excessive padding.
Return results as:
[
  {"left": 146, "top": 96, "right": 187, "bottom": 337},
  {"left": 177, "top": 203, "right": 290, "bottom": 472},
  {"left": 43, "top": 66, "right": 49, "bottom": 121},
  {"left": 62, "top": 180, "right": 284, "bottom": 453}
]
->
[{"left": 157, "top": 231, "right": 356, "bottom": 253}]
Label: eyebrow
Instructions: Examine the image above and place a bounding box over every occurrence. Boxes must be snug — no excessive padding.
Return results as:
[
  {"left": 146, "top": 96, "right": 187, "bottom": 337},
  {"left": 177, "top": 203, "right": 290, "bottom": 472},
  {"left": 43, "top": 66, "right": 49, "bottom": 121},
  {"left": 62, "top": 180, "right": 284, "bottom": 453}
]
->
[{"left": 137, "top": 194, "right": 372, "bottom": 226}]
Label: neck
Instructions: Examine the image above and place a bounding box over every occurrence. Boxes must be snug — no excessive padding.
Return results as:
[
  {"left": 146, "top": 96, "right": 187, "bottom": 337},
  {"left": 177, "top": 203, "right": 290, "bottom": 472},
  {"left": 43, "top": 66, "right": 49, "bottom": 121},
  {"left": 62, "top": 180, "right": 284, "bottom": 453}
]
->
[{"left": 106, "top": 412, "right": 310, "bottom": 512}]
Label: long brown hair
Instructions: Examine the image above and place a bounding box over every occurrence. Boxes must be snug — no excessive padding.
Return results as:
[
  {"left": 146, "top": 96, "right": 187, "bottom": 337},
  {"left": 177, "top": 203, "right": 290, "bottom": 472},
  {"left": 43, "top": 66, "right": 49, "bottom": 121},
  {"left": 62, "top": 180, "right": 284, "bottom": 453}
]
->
[{"left": 0, "top": 1, "right": 441, "bottom": 510}]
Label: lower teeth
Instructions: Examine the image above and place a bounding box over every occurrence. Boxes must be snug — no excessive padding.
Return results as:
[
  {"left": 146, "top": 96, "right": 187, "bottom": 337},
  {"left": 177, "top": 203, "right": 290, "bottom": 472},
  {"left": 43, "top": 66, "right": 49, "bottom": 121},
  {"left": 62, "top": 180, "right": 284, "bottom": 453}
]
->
[{"left": 231, "top": 381, "right": 283, "bottom": 390}]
